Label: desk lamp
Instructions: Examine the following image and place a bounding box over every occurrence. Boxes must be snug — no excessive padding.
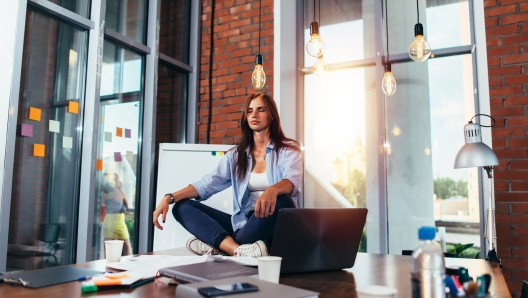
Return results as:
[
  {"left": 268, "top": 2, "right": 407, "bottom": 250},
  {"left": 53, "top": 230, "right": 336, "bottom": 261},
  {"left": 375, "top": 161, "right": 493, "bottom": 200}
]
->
[{"left": 454, "top": 114, "right": 501, "bottom": 266}]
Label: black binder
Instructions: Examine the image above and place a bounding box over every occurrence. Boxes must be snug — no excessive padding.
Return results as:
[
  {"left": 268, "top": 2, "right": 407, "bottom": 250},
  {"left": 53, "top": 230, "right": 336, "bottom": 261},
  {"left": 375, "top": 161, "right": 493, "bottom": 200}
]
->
[{"left": 0, "top": 265, "right": 101, "bottom": 288}]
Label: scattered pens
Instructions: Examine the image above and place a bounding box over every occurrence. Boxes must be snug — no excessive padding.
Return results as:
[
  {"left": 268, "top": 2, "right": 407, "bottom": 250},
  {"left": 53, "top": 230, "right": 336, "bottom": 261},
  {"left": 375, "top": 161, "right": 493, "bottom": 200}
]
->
[{"left": 78, "top": 272, "right": 113, "bottom": 281}]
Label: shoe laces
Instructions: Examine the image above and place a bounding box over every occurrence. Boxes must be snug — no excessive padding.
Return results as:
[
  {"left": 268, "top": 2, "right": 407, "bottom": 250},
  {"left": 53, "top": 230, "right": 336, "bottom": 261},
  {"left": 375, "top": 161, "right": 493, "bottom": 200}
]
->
[
  {"left": 234, "top": 243, "right": 261, "bottom": 257},
  {"left": 198, "top": 240, "right": 215, "bottom": 254}
]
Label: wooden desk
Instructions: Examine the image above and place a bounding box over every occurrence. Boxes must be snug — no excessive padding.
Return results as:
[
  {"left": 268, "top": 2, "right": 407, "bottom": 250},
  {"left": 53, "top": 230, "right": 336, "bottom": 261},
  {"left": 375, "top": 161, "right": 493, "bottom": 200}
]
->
[{"left": 0, "top": 250, "right": 510, "bottom": 298}]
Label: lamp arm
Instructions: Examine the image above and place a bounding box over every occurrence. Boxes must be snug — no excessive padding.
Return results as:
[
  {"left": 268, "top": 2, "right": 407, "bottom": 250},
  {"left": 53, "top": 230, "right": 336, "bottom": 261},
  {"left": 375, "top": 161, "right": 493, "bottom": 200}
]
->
[{"left": 483, "top": 166, "right": 493, "bottom": 179}]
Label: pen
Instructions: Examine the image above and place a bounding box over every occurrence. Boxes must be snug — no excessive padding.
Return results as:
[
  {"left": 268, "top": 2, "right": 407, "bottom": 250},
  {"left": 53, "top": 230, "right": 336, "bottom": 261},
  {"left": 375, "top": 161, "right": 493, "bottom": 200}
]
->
[
  {"left": 78, "top": 272, "right": 113, "bottom": 281},
  {"left": 80, "top": 277, "right": 155, "bottom": 293}
]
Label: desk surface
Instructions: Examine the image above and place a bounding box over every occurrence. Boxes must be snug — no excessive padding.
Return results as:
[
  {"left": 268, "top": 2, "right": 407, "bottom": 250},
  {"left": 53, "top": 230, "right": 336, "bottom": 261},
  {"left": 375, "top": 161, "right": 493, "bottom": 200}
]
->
[{"left": 0, "top": 249, "right": 510, "bottom": 298}]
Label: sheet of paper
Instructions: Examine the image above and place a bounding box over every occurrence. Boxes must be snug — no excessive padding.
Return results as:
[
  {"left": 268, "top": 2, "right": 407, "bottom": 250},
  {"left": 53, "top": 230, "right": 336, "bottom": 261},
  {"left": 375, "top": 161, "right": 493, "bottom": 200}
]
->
[
  {"left": 106, "top": 255, "right": 209, "bottom": 278},
  {"left": 207, "top": 255, "right": 258, "bottom": 267}
]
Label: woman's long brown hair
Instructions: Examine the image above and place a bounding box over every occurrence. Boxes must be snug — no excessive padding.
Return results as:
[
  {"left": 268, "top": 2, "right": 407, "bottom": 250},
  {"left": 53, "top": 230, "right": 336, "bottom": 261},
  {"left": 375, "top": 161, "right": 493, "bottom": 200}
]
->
[{"left": 235, "top": 93, "right": 300, "bottom": 181}]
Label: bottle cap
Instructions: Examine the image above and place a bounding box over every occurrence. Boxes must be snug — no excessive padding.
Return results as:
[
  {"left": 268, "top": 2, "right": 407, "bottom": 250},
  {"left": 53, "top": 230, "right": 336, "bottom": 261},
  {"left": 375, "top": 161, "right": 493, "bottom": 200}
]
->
[{"left": 418, "top": 226, "right": 436, "bottom": 240}]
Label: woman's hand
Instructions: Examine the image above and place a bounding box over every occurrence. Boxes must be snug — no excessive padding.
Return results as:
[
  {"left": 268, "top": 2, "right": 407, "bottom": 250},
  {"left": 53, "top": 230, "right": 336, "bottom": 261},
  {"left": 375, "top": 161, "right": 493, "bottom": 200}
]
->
[
  {"left": 254, "top": 188, "right": 278, "bottom": 218},
  {"left": 153, "top": 195, "right": 171, "bottom": 230}
]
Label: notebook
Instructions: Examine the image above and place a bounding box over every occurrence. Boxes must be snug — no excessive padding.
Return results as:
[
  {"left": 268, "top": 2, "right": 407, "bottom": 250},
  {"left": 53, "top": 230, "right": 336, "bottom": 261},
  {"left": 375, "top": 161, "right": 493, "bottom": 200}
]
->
[
  {"left": 270, "top": 208, "right": 368, "bottom": 274},
  {"left": 0, "top": 266, "right": 101, "bottom": 288},
  {"left": 159, "top": 258, "right": 258, "bottom": 283},
  {"left": 175, "top": 276, "right": 319, "bottom": 298}
]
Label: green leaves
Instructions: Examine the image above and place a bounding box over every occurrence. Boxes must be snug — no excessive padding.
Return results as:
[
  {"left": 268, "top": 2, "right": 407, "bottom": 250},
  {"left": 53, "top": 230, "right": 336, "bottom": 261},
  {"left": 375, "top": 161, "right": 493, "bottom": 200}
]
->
[{"left": 447, "top": 243, "right": 479, "bottom": 258}]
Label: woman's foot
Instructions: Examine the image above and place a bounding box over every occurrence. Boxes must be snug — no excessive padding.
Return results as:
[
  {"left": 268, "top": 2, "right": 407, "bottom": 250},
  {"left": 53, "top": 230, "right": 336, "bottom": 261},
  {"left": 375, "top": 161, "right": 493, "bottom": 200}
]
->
[
  {"left": 186, "top": 237, "right": 220, "bottom": 255},
  {"left": 233, "top": 240, "right": 269, "bottom": 258}
]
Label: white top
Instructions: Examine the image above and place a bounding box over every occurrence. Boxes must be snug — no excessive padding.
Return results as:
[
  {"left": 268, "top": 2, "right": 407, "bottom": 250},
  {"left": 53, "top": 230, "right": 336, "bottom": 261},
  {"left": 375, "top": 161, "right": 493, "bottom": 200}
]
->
[{"left": 248, "top": 171, "right": 270, "bottom": 210}]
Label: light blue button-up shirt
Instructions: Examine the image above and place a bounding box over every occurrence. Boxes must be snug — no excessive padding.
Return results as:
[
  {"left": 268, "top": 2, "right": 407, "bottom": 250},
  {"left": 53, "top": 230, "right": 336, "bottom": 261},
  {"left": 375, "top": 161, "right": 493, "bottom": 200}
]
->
[{"left": 191, "top": 141, "right": 303, "bottom": 230}]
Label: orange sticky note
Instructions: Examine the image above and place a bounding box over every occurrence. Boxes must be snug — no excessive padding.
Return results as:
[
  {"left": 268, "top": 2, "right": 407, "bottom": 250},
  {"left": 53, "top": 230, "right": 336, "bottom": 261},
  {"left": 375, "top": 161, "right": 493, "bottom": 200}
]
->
[
  {"left": 96, "top": 159, "right": 103, "bottom": 171},
  {"left": 29, "top": 107, "right": 41, "bottom": 121},
  {"left": 116, "top": 127, "right": 123, "bottom": 137},
  {"left": 68, "top": 101, "right": 79, "bottom": 114},
  {"left": 34, "top": 144, "right": 45, "bottom": 157},
  {"left": 105, "top": 273, "right": 130, "bottom": 279},
  {"left": 93, "top": 279, "right": 122, "bottom": 286}
]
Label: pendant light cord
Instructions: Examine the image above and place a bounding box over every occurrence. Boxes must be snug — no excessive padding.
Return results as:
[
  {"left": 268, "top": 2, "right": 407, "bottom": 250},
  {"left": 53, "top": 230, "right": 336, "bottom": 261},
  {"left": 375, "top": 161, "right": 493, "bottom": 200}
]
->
[
  {"left": 417, "top": 0, "right": 419, "bottom": 23},
  {"left": 313, "top": 0, "right": 315, "bottom": 22},
  {"left": 207, "top": 0, "right": 215, "bottom": 144},
  {"left": 258, "top": 0, "right": 261, "bottom": 55},
  {"left": 385, "top": 0, "right": 389, "bottom": 63},
  {"left": 318, "top": 0, "right": 320, "bottom": 25}
]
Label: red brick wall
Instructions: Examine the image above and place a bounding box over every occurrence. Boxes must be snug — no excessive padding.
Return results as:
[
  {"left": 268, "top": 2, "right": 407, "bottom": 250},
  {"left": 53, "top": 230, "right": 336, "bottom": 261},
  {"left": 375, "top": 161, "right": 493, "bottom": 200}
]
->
[
  {"left": 198, "top": 0, "right": 274, "bottom": 144},
  {"left": 485, "top": 0, "right": 528, "bottom": 296}
]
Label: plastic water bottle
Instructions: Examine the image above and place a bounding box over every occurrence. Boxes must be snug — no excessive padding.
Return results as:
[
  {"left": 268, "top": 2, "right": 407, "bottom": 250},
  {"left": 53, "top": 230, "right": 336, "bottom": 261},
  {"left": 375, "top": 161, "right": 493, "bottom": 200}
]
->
[{"left": 411, "top": 226, "right": 445, "bottom": 298}]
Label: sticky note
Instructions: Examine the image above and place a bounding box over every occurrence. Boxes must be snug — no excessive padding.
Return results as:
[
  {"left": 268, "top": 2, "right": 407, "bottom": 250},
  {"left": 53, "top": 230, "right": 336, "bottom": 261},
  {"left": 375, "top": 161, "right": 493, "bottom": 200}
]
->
[
  {"left": 21, "top": 123, "right": 33, "bottom": 137},
  {"left": 104, "top": 132, "right": 112, "bottom": 142},
  {"left": 68, "top": 101, "right": 79, "bottom": 114},
  {"left": 29, "top": 107, "right": 41, "bottom": 121},
  {"left": 116, "top": 127, "right": 123, "bottom": 137},
  {"left": 125, "top": 128, "right": 131, "bottom": 138},
  {"left": 114, "top": 152, "right": 122, "bottom": 162},
  {"left": 63, "top": 136, "right": 72, "bottom": 149},
  {"left": 49, "top": 120, "right": 60, "bottom": 133},
  {"left": 96, "top": 159, "right": 103, "bottom": 171},
  {"left": 34, "top": 144, "right": 45, "bottom": 157},
  {"left": 126, "top": 151, "right": 133, "bottom": 161},
  {"left": 93, "top": 279, "right": 121, "bottom": 286},
  {"left": 105, "top": 273, "right": 130, "bottom": 279}
]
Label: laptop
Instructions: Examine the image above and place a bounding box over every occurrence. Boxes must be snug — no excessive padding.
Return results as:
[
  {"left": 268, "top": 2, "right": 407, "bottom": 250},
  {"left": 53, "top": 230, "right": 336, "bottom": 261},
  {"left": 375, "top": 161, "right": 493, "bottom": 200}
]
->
[{"left": 269, "top": 208, "right": 368, "bottom": 274}]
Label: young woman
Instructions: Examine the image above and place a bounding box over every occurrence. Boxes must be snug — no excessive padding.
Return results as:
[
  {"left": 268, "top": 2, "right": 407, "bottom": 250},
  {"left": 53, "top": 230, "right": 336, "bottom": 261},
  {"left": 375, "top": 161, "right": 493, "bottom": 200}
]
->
[
  {"left": 101, "top": 173, "right": 132, "bottom": 256},
  {"left": 152, "top": 93, "right": 302, "bottom": 257}
]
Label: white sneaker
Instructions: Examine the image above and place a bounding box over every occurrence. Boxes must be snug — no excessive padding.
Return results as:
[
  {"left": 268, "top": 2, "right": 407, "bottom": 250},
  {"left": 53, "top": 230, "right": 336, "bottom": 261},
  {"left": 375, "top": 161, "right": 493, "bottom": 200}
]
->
[
  {"left": 233, "top": 240, "right": 269, "bottom": 258},
  {"left": 186, "top": 237, "right": 220, "bottom": 255}
]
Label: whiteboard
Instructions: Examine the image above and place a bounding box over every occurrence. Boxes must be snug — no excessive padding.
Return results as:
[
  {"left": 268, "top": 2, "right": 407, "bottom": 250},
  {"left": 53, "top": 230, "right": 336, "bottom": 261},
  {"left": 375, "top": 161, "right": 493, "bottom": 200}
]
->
[{"left": 153, "top": 143, "right": 235, "bottom": 251}]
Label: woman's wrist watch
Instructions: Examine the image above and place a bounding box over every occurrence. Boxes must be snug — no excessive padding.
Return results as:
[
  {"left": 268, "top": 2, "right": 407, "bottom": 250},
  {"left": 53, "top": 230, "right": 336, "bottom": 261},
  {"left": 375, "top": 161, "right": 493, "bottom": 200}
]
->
[{"left": 165, "top": 193, "right": 175, "bottom": 204}]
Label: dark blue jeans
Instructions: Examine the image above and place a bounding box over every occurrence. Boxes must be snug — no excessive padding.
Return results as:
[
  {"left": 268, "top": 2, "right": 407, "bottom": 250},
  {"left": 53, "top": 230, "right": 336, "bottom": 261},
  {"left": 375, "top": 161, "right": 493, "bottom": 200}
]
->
[{"left": 172, "top": 195, "right": 296, "bottom": 250}]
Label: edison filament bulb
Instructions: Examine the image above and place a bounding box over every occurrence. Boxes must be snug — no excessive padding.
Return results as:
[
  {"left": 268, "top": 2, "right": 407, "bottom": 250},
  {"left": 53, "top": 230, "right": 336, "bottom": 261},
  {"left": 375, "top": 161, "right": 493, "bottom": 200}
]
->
[
  {"left": 313, "top": 55, "right": 328, "bottom": 76},
  {"left": 382, "top": 64, "right": 396, "bottom": 96},
  {"left": 251, "top": 55, "right": 266, "bottom": 90},
  {"left": 408, "top": 23, "right": 431, "bottom": 62},
  {"left": 306, "top": 22, "right": 325, "bottom": 57}
]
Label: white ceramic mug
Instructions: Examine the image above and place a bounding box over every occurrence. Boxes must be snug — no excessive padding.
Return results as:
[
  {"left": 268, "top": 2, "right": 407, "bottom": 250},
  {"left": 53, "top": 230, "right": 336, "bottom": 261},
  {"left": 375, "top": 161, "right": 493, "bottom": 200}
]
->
[
  {"left": 257, "top": 256, "right": 282, "bottom": 283},
  {"left": 356, "top": 285, "right": 398, "bottom": 298},
  {"left": 104, "top": 240, "right": 124, "bottom": 264}
]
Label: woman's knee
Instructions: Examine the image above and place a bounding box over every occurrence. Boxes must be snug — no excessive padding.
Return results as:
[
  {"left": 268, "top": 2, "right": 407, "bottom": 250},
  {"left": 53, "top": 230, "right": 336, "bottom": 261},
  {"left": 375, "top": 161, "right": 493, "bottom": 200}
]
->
[
  {"left": 172, "top": 199, "right": 198, "bottom": 222},
  {"left": 275, "top": 194, "right": 296, "bottom": 209}
]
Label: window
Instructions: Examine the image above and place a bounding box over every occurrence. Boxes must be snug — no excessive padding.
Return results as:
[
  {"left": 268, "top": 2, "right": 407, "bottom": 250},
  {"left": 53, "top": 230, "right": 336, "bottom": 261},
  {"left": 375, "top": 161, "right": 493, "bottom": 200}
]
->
[
  {"left": 6, "top": 8, "right": 88, "bottom": 271},
  {"left": 302, "top": 0, "right": 481, "bottom": 256}
]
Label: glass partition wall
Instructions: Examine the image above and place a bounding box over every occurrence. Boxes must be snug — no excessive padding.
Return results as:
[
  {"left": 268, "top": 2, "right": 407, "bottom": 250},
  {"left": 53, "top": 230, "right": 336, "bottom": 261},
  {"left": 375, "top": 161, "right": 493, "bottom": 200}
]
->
[{"left": 302, "top": 0, "right": 482, "bottom": 256}]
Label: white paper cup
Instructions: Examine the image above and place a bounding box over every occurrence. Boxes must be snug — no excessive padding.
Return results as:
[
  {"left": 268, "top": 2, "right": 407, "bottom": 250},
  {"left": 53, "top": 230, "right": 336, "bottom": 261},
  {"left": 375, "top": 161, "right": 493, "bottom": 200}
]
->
[
  {"left": 356, "top": 285, "right": 397, "bottom": 298},
  {"left": 104, "top": 240, "right": 124, "bottom": 264},
  {"left": 258, "top": 256, "right": 282, "bottom": 283}
]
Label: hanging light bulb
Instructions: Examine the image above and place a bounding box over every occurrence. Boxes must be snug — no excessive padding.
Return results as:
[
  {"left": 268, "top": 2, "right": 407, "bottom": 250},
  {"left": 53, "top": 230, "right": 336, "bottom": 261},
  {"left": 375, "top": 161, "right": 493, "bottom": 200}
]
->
[
  {"left": 306, "top": 22, "right": 325, "bottom": 57},
  {"left": 382, "top": 64, "right": 396, "bottom": 96},
  {"left": 251, "top": 54, "right": 265, "bottom": 90},
  {"left": 408, "top": 23, "right": 431, "bottom": 62},
  {"left": 313, "top": 55, "right": 328, "bottom": 76}
]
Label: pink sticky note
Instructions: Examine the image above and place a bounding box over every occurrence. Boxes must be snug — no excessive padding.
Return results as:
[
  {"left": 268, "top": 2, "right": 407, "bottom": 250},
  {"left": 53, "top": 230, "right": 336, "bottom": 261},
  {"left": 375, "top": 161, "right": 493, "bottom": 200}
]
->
[
  {"left": 21, "top": 124, "right": 33, "bottom": 137},
  {"left": 125, "top": 129, "right": 131, "bottom": 138},
  {"left": 114, "top": 152, "right": 122, "bottom": 162}
]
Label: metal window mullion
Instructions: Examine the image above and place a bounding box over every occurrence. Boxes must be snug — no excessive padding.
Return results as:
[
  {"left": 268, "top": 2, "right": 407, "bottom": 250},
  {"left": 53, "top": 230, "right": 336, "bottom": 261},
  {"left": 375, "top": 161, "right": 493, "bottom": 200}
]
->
[
  {"left": 28, "top": 0, "right": 94, "bottom": 30},
  {"left": 186, "top": 0, "right": 202, "bottom": 144},
  {"left": 0, "top": 0, "right": 28, "bottom": 272},
  {"left": 471, "top": 0, "right": 494, "bottom": 259},
  {"left": 159, "top": 53, "right": 193, "bottom": 73},
  {"left": 374, "top": 0, "right": 388, "bottom": 255},
  {"left": 104, "top": 28, "right": 151, "bottom": 55},
  {"left": 138, "top": 0, "right": 161, "bottom": 254},
  {"left": 300, "top": 58, "right": 377, "bottom": 74},
  {"left": 76, "top": 0, "right": 106, "bottom": 263},
  {"left": 387, "top": 45, "right": 473, "bottom": 64}
]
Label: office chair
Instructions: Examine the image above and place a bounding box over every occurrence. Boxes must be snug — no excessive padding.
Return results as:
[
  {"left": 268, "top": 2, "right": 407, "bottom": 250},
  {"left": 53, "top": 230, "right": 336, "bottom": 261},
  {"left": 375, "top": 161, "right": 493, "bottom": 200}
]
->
[
  {"left": 7, "top": 223, "right": 60, "bottom": 268},
  {"left": 521, "top": 280, "right": 528, "bottom": 298}
]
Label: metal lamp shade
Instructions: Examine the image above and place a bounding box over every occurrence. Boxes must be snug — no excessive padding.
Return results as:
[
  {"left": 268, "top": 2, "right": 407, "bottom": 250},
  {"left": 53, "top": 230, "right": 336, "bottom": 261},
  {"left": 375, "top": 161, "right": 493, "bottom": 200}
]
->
[{"left": 454, "top": 122, "right": 499, "bottom": 169}]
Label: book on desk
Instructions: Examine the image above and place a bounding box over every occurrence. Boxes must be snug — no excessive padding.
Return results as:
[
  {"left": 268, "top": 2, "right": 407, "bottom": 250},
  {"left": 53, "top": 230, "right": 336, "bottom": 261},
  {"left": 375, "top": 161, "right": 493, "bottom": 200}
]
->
[
  {"left": 175, "top": 276, "right": 319, "bottom": 297},
  {"left": 159, "top": 258, "right": 258, "bottom": 283}
]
